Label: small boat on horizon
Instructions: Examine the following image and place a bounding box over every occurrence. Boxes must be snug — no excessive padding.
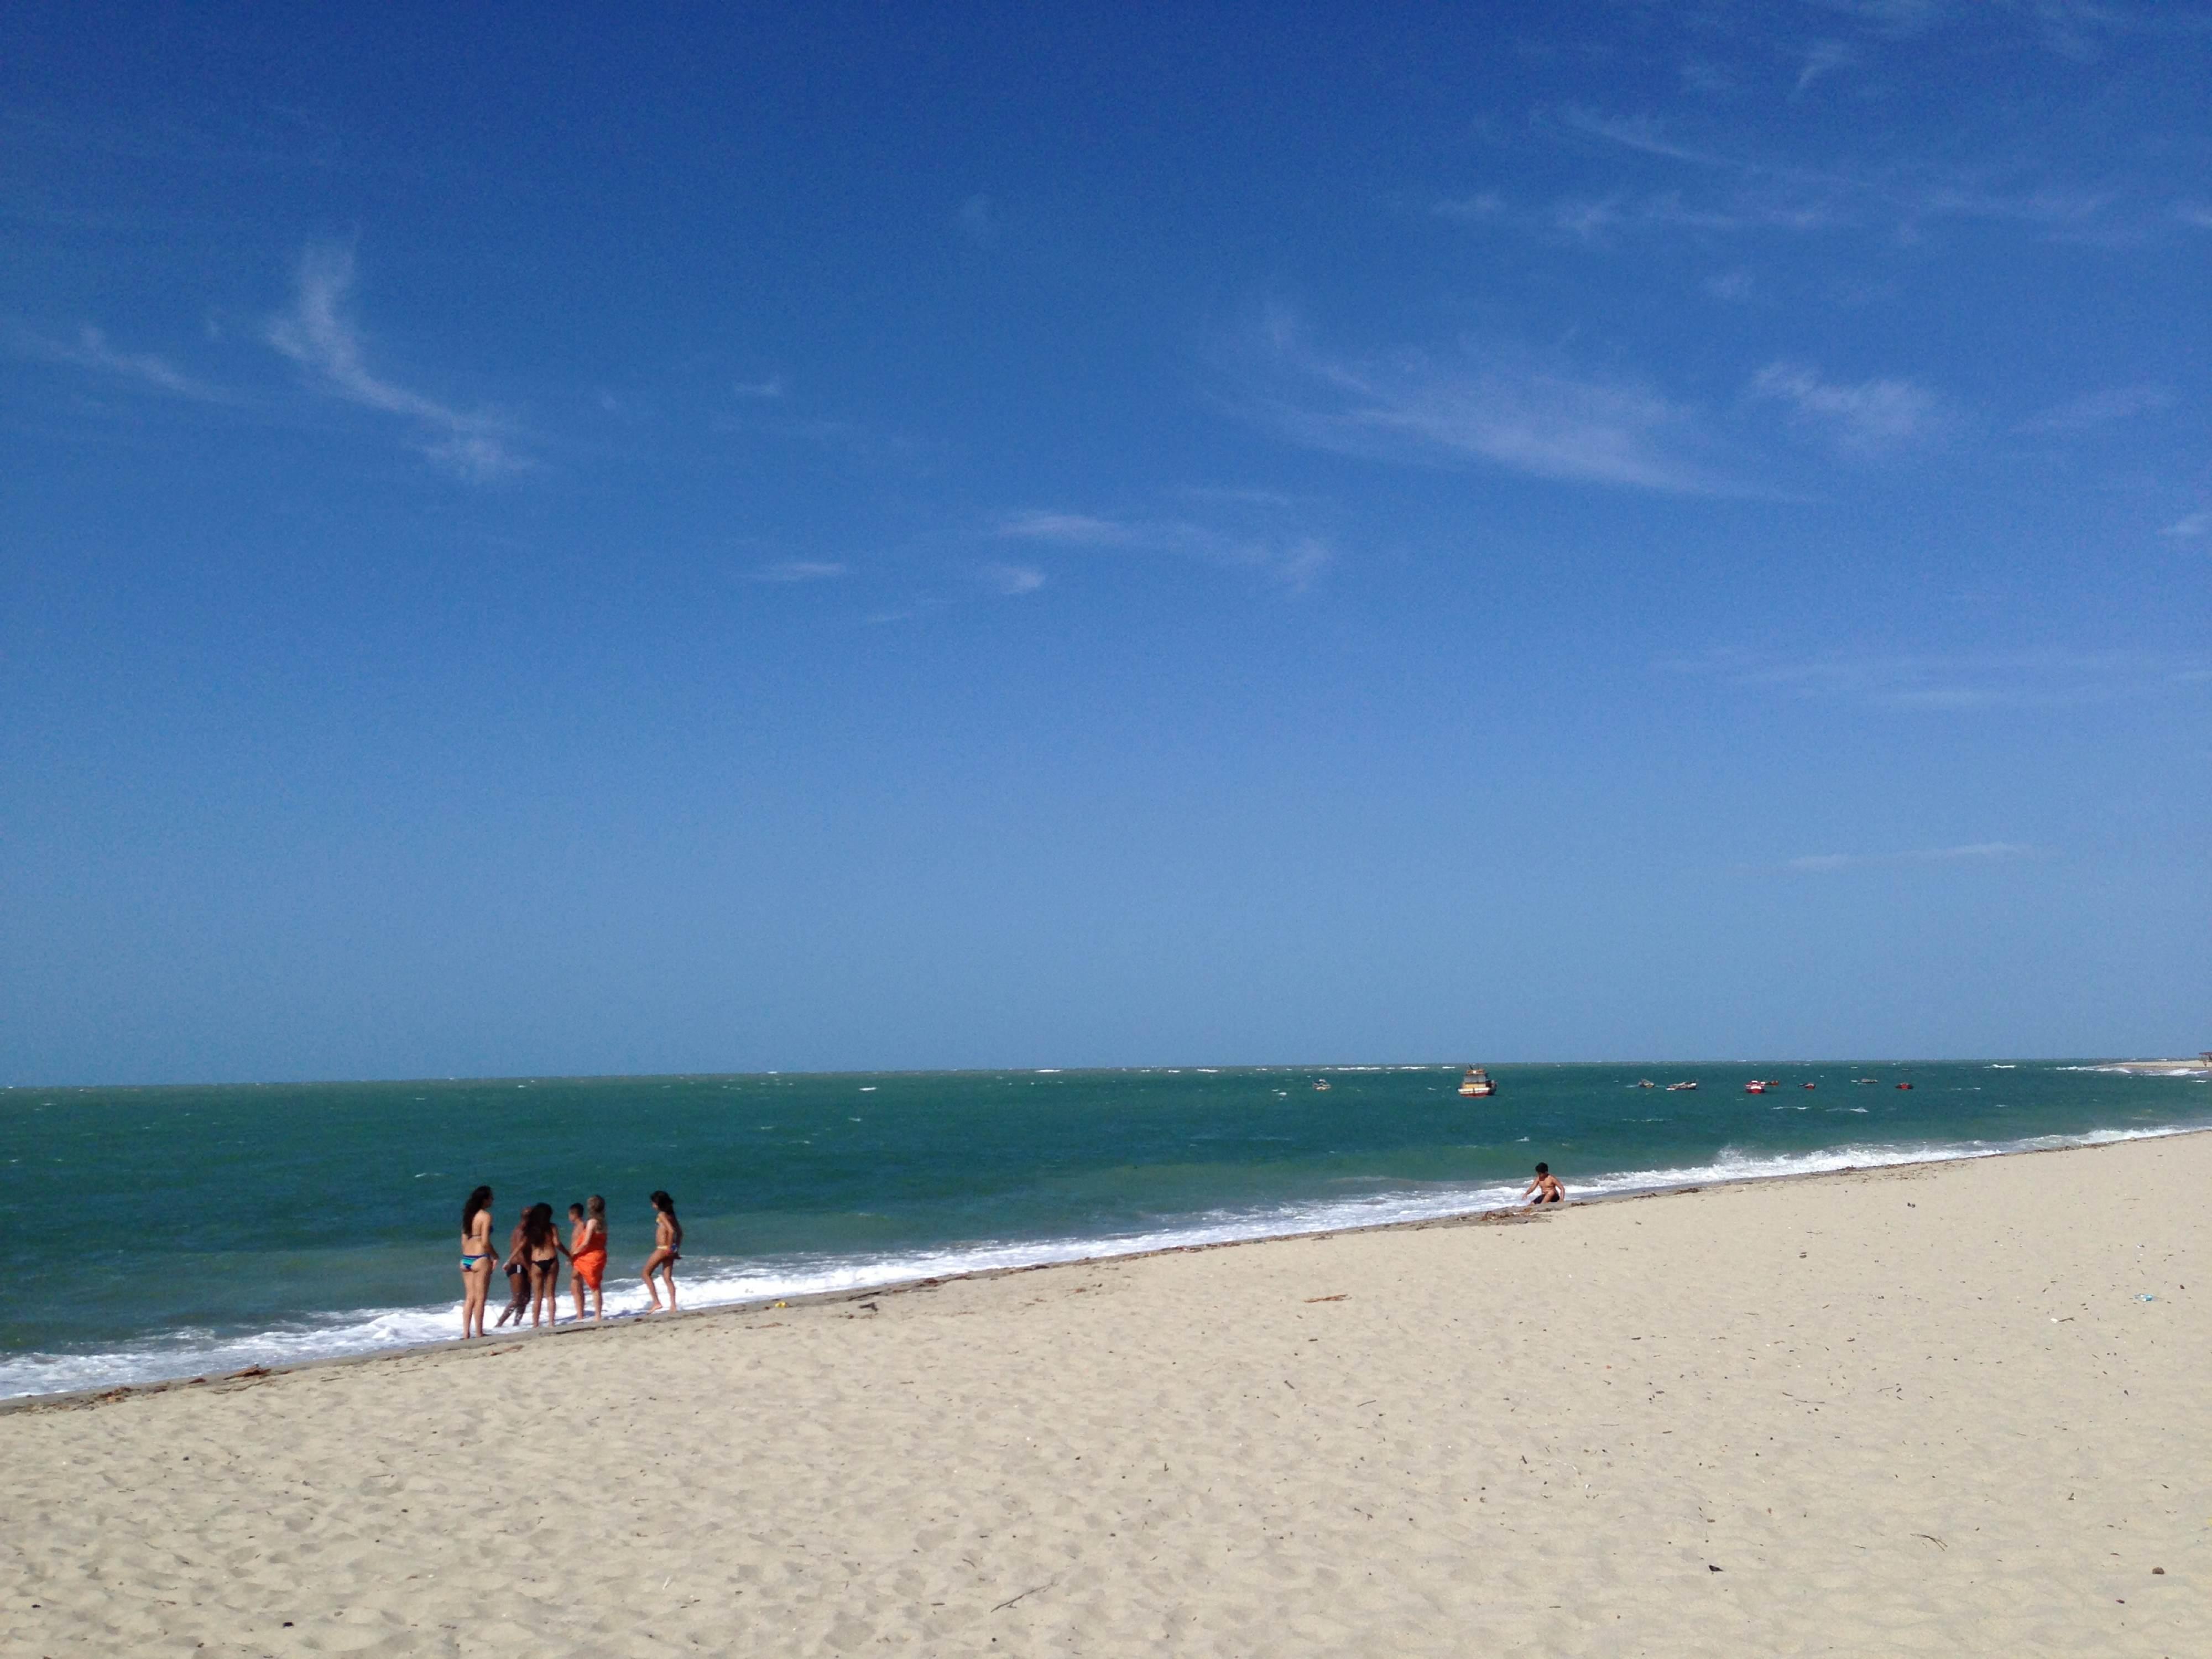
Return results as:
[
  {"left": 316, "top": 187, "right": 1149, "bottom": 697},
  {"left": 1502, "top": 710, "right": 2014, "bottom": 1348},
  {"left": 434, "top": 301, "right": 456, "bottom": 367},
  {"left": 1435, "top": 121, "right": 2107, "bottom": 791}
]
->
[
  {"left": 1312, "top": 1078, "right": 1332, "bottom": 1091},
  {"left": 1745, "top": 1079, "right": 1771, "bottom": 1094},
  {"left": 1666, "top": 1081, "right": 1699, "bottom": 1092},
  {"left": 1457, "top": 1066, "right": 1496, "bottom": 1098}
]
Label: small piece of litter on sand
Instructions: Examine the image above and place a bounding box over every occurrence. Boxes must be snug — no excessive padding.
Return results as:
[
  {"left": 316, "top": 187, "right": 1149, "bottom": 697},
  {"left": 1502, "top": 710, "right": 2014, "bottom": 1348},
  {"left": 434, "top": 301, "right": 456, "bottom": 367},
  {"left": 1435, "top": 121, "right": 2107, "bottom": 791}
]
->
[{"left": 1305, "top": 1295, "right": 1348, "bottom": 1303}]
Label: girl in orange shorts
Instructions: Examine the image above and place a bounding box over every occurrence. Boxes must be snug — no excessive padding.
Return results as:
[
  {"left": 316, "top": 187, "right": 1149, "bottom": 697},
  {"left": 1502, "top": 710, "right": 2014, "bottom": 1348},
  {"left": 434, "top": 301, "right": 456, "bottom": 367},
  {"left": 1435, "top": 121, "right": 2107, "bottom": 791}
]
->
[{"left": 568, "top": 1195, "right": 608, "bottom": 1321}]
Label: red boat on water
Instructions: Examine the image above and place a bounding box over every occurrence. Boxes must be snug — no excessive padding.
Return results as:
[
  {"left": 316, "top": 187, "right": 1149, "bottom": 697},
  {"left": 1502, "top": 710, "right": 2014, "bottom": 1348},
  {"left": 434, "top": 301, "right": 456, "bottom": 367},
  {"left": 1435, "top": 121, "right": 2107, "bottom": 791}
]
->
[{"left": 1745, "top": 1079, "right": 1771, "bottom": 1094}]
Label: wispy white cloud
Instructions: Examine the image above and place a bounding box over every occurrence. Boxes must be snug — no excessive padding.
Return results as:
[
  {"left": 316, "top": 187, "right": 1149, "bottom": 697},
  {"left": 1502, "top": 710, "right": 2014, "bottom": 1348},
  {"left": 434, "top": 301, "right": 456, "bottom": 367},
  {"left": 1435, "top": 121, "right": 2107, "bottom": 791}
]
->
[
  {"left": 997, "top": 510, "right": 1133, "bottom": 546},
  {"left": 1432, "top": 192, "right": 1505, "bottom": 221},
  {"left": 2177, "top": 204, "right": 2212, "bottom": 229},
  {"left": 1427, "top": 169, "right": 1839, "bottom": 245},
  {"left": 1269, "top": 540, "right": 1332, "bottom": 592},
  {"left": 982, "top": 563, "right": 1046, "bottom": 596},
  {"left": 1749, "top": 361, "right": 1947, "bottom": 455},
  {"left": 1235, "top": 319, "right": 1743, "bottom": 495},
  {"left": 1908, "top": 184, "right": 2112, "bottom": 226},
  {"left": 1550, "top": 198, "right": 1624, "bottom": 242},
  {"left": 732, "top": 376, "right": 785, "bottom": 399},
  {"left": 13, "top": 322, "right": 234, "bottom": 402},
  {"left": 1791, "top": 1, "right": 2170, "bottom": 59},
  {"left": 1551, "top": 106, "right": 1739, "bottom": 171},
  {"left": 2017, "top": 383, "right": 2172, "bottom": 434},
  {"left": 1547, "top": 105, "right": 2124, "bottom": 236},
  {"left": 2160, "top": 510, "right": 2208, "bottom": 540},
  {"left": 265, "top": 243, "right": 528, "bottom": 479},
  {"left": 744, "top": 560, "right": 848, "bottom": 583},
  {"left": 1675, "top": 648, "right": 2205, "bottom": 709},
  {"left": 958, "top": 194, "right": 997, "bottom": 247},
  {"left": 1544, "top": 189, "right": 1836, "bottom": 241},
  {"left": 1793, "top": 39, "right": 1861, "bottom": 95},
  {"left": 997, "top": 509, "right": 1330, "bottom": 591},
  {"left": 1786, "top": 841, "right": 2037, "bottom": 872},
  {"left": 1679, "top": 58, "right": 1737, "bottom": 94},
  {"left": 1175, "top": 485, "right": 1306, "bottom": 510},
  {"left": 710, "top": 408, "right": 923, "bottom": 469},
  {"left": 1804, "top": 0, "right": 1957, "bottom": 40},
  {"left": 2015, "top": 0, "right": 2133, "bottom": 61}
]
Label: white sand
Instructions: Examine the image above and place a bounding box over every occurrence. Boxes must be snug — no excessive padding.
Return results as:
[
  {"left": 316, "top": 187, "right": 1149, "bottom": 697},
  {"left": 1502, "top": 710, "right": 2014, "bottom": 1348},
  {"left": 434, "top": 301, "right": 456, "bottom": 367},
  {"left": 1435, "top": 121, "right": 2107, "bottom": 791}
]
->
[{"left": 5, "top": 1134, "right": 2208, "bottom": 1656}]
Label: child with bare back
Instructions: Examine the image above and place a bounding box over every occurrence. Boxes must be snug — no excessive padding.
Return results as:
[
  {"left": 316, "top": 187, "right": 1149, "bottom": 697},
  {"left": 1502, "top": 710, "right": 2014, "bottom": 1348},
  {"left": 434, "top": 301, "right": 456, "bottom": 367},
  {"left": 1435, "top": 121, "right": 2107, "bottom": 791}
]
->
[
  {"left": 1521, "top": 1162, "right": 1566, "bottom": 1206},
  {"left": 493, "top": 1208, "right": 533, "bottom": 1327}
]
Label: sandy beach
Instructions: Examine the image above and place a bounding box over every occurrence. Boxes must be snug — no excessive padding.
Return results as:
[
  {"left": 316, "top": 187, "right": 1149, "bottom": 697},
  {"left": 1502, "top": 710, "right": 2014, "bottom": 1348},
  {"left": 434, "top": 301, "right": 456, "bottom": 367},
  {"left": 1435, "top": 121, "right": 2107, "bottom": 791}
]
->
[{"left": 5, "top": 1134, "right": 2206, "bottom": 1657}]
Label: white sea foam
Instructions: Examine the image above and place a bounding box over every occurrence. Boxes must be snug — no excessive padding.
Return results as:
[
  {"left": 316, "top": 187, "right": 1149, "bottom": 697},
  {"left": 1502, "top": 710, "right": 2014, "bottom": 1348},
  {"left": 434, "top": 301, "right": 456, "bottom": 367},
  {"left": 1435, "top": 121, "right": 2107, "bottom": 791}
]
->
[
  {"left": 2057, "top": 1064, "right": 2208, "bottom": 1077},
  {"left": 4, "top": 1120, "right": 2205, "bottom": 1402}
]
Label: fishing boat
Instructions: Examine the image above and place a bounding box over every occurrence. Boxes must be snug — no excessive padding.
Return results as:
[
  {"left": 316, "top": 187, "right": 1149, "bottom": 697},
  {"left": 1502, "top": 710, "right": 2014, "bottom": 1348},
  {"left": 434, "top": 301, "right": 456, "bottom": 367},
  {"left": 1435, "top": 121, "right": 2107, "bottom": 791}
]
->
[
  {"left": 1666, "top": 1080, "right": 1699, "bottom": 1092},
  {"left": 1312, "top": 1078, "right": 1332, "bottom": 1091},
  {"left": 1634, "top": 1078, "right": 1657, "bottom": 1089},
  {"left": 1457, "top": 1066, "right": 1496, "bottom": 1098},
  {"left": 1745, "top": 1079, "right": 1770, "bottom": 1094}
]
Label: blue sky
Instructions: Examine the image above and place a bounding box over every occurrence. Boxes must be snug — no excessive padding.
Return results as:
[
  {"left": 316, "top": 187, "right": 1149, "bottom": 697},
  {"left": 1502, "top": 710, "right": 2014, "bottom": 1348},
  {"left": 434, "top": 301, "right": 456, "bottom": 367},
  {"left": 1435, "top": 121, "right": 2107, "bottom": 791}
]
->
[{"left": 4, "top": 3, "right": 2207, "bottom": 1083}]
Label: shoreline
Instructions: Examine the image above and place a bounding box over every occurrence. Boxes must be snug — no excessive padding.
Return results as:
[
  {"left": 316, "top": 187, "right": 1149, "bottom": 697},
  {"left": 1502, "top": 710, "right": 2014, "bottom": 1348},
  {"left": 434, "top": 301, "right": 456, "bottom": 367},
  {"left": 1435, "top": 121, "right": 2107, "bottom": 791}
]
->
[
  {"left": 11, "top": 1119, "right": 2204, "bottom": 1417},
  {"left": 7, "top": 1129, "right": 2206, "bottom": 1654}
]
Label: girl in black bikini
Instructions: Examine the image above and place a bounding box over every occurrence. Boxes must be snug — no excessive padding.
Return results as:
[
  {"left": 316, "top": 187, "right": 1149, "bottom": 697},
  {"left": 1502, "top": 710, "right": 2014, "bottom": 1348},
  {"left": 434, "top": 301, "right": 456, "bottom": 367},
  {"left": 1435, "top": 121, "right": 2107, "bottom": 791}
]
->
[{"left": 524, "top": 1201, "right": 563, "bottom": 1327}]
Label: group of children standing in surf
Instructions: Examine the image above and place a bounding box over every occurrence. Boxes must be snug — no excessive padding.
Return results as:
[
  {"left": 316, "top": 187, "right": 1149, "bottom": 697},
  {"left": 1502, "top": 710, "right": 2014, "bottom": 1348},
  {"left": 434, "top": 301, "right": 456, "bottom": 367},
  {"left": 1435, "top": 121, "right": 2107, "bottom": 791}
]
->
[{"left": 456, "top": 1187, "right": 684, "bottom": 1338}]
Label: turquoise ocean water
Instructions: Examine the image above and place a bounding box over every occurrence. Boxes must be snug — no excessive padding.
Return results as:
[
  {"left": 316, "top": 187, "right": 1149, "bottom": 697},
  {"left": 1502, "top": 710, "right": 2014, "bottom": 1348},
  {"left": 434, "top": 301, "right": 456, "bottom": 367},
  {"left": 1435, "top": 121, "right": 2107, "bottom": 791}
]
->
[{"left": 2, "top": 1060, "right": 2205, "bottom": 1399}]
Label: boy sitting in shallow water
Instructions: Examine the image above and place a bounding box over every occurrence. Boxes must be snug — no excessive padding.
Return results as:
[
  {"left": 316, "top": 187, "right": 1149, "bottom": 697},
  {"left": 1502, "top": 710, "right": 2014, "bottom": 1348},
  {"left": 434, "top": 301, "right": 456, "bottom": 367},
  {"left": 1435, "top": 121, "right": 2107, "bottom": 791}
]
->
[{"left": 1521, "top": 1163, "right": 1564, "bottom": 1206}]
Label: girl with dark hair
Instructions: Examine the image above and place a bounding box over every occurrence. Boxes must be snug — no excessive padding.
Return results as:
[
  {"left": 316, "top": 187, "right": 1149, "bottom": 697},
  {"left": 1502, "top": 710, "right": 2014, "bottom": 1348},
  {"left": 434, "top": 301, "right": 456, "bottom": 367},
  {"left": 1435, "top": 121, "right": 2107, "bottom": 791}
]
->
[
  {"left": 458, "top": 1186, "right": 496, "bottom": 1338},
  {"left": 643, "top": 1190, "right": 682, "bottom": 1312},
  {"left": 524, "top": 1202, "right": 562, "bottom": 1327}
]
